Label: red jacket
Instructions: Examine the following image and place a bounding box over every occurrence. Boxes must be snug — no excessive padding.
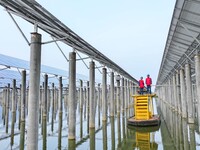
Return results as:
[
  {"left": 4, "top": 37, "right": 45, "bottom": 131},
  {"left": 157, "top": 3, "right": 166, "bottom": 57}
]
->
[
  {"left": 146, "top": 77, "right": 152, "bottom": 86},
  {"left": 139, "top": 79, "right": 144, "bottom": 88}
]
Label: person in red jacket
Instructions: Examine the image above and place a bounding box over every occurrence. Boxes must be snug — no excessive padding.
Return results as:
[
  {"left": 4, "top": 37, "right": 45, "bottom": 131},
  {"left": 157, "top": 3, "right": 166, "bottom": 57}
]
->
[
  {"left": 138, "top": 77, "right": 144, "bottom": 94},
  {"left": 146, "top": 74, "right": 152, "bottom": 94}
]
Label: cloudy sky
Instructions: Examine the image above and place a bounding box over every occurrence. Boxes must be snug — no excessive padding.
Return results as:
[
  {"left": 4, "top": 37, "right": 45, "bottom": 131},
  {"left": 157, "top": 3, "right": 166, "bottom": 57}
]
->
[{"left": 0, "top": 0, "right": 175, "bottom": 85}]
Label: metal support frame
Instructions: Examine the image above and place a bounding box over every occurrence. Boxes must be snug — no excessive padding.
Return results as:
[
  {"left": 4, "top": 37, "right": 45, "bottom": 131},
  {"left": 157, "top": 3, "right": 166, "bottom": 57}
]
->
[
  {"left": 0, "top": 0, "right": 138, "bottom": 84},
  {"left": 7, "top": 12, "right": 30, "bottom": 45},
  {"left": 178, "top": 21, "right": 200, "bottom": 45},
  {"left": 42, "top": 36, "right": 69, "bottom": 45}
]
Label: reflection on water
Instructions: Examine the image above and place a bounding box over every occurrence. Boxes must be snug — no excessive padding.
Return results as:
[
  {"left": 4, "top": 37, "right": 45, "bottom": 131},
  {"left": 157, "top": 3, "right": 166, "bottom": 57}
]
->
[
  {"left": 110, "top": 117, "right": 115, "bottom": 150},
  {"left": 19, "top": 121, "right": 25, "bottom": 150},
  {"left": 158, "top": 101, "right": 199, "bottom": 150},
  {"left": 58, "top": 113, "right": 62, "bottom": 150},
  {"left": 127, "top": 126, "right": 159, "bottom": 150},
  {"left": 42, "top": 116, "right": 47, "bottom": 150},
  {"left": 90, "top": 128, "right": 95, "bottom": 150},
  {"left": 102, "top": 121, "right": 107, "bottom": 150},
  {"left": 10, "top": 112, "right": 15, "bottom": 147},
  {"left": 117, "top": 114, "right": 121, "bottom": 148},
  {"left": 68, "top": 139, "right": 76, "bottom": 150},
  {"left": 1, "top": 92, "right": 200, "bottom": 149}
]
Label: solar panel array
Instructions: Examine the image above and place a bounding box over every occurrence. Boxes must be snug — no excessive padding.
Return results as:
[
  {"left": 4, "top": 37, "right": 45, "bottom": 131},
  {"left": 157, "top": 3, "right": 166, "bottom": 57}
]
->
[
  {"left": 157, "top": 0, "right": 200, "bottom": 85},
  {"left": 0, "top": 54, "right": 88, "bottom": 87},
  {"left": 0, "top": 0, "right": 138, "bottom": 84},
  {"left": 0, "top": 54, "right": 68, "bottom": 76}
]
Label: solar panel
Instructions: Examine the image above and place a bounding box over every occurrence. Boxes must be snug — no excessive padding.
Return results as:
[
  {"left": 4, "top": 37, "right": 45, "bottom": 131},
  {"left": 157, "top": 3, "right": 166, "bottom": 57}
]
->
[
  {"left": 157, "top": 0, "right": 200, "bottom": 85},
  {"left": 0, "top": 69, "right": 22, "bottom": 87},
  {"left": 0, "top": 54, "right": 29, "bottom": 70},
  {"left": 0, "top": 0, "right": 138, "bottom": 84},
  {"left": 0, "top": 54, "right": 88, "bottom": 87}
]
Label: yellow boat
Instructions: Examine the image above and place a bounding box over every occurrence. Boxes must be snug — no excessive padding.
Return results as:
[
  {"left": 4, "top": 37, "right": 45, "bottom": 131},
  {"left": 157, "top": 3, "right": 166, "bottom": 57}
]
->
[{"left": 127, "top": 94, "right": 161, "bottom": 126}]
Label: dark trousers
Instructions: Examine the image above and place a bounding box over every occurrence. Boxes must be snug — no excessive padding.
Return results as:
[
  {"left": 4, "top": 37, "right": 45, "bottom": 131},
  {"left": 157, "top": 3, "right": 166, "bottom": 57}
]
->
[
  {"left": 140, "top": 88, "right": 144, "bottom": 94},
  {"left": 147, "top": 85, "right": 151, "bottom": 94}
]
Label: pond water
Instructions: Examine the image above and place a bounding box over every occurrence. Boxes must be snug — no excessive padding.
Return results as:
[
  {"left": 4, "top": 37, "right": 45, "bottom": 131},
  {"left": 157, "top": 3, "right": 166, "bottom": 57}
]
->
[{"left": 0, "top": 98, "right": 200, "bottom": 150}]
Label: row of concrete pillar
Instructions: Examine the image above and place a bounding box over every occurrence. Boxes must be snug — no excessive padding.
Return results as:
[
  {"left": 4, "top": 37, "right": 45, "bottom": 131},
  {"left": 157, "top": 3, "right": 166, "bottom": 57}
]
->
[
  {"left": 0, "top": 32, "right": 136, "bottom": 149},
  {"left": 55, "top": 51, "right": 136, "bottom": 141},
  {"left": 28, "top": 33, "right": 136, "bottom": 146},
  {"left": 156, "top": 55, "right": 200, "bottom": 126},
  {"left": 158, "top": 102, "right": 196, "bottom": 150},
  {"left": 0, "top": 73, "right": 134, "bottom": 148}
]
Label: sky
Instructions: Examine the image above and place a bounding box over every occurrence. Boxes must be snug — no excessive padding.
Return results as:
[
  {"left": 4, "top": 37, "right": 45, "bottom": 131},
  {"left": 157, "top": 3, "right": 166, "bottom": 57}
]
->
[{"left": 0, "top": 0, "right": 175, "bottom": 85}]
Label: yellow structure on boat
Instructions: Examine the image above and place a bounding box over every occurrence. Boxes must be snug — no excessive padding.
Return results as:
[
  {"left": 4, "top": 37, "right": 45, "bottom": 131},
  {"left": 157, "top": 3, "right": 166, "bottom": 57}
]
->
[
  {"left": 128, "top": 94, "right": 160, "bottom": 126},
  {"left": 134, "top": 94, "right": 154, "bottom": 120}
]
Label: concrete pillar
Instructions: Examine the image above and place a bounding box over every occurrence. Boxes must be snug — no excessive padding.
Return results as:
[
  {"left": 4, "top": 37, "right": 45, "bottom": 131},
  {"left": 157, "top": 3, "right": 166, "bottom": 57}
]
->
[
  {"left": 180, "top": 68, "right": 187, "bottom": 118},
  {"left": 89, "top": 61, "right": 95, "bottom": 128},
  {"left": 44, "top": 74, "right": 48, "bottom": 116},
  {"left": 79, "top": 80, "right": 83, "bottom": 135},
  {"left": 5, "top": 84, "right": 10, "bottom": 133},
  {"left": 46, "top": 87, "right": 50, "bottom": 122},
  {"left": 161, "top": 86, "right": 165, "bottom": 109},
  {"left": 121, "top": 78, "right": 125, "bottom": 112},
  {"left": 27, "top": 32, "right": 41, "bottom": 150},
  {"left": 54, "top": 87, "right": 58, "bottom": 118},
  {"left": 131, "top": 82, "right": 134, "bottom": 95},
  {"left": 58, "top": 77, "right": 63, "bottom": 148},
  {"left": 83, "top": 86, "right": 86, "bottom": 119},
  {"left": 42, "top": 74, "right": 48, "bottom": 148},
  {"left": 116, "top": 75, "right": 120, "bottom": 115},
  {"left": 176, "top": 71, "right": 181, "bottom": 114},
  {"left": 20, "top": 70, "right": 26, "bottom": 149},
  {"left": 185, "top": 63, "right": 194, "bottom": 123},
  {"left": 169, "top": 78, "right": 174, "bottom": 108},
  {"left": 2, "top": 89, "right": 6, "bottom": 126},
  {"left": 51, "top": 83, "right": 55, "bottom": 132},
  {"left": 86, "top": 81, "right": 89, "bottom": 134},
  {"left": 11, "top": 79, "right": 16, "bottom": 146},
  {"left": 110, "top": 72, "right": 114, "bottom": 116},
  {"left": 21, "top": 71, "right": 26, "bottom": 121},
  {"left": 64, "top": 86, "right": 68, "bottom": 116},
  {"left": 125, "top": 79, "right": 127, "bottom": 109},
  {"left": 98, "top": 83, "right": 101, "bottom": 126},
  {"left": 102, "top": 67, "right": 107, "bottom": 121},
  {"left": 39, "top": 86, "right": 42, "bottom": 126},
  {"left": 122, "top": 112, "right": 126, "bottom": 139},
  {"left": 172, "top": 75, "right": 177, "bottom": 111},
  {"left": 68, "top": 52, "right": 76, "bottom": 140},
  {"left": 18, "top": 84, "right": 21, "bottom": 130},
  {"left": 80, "top": 104, "right": 83, "bottom": 139},
  {"left": 167, "top": 80, "right": 171, "bottom": 107},
  {"left": 194, "top": 54, "right": 200, "bottom": 127},
  {"left": 12, "top": 79, "right": 16, "bottom": 120},
  {"left": 79, "top": 80, "right": 83, "bottom": 111},
  {"left": 59, "top": 77, "right": 63, "bottom": 114},
  {"left": 128, "top": 80, "right": 131, "bottom": 108}
]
